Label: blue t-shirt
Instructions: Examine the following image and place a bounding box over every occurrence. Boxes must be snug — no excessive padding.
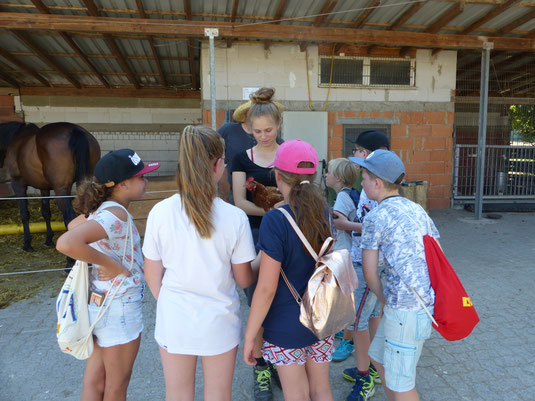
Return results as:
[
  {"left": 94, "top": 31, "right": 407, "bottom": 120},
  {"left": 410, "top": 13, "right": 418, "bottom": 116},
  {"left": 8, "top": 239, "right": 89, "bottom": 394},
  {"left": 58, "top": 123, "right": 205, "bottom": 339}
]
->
[{"left": 257, "top": 205, "right": 320, "bottom": 349}]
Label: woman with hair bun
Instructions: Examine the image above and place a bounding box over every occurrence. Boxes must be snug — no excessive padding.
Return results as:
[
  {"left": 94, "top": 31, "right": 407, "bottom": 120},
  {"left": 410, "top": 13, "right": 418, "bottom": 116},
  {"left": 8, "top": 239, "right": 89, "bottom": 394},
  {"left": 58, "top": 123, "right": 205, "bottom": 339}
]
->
[
  {"left": 229, "top": 87, "right": 285, "bottom": 399},
  {"left": 143, "top": 125, "right": 258, "bottom": 401}
]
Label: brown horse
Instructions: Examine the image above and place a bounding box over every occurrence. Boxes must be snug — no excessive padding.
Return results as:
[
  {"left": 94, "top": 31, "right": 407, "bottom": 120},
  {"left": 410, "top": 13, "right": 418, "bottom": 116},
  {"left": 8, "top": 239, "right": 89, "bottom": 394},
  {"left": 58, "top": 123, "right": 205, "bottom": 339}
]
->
[{"left": 0, "top": 122, "right": 100, "bottom": 256}]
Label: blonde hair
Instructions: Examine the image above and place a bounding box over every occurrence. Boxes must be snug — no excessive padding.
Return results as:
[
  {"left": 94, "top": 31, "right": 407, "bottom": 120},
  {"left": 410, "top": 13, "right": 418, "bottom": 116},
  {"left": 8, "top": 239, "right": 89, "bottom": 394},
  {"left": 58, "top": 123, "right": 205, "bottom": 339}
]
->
[
  {"left": 176, "top": 125, "right": 224, "bottom": 238},
  {"left": 276, "top": 164, "right": 331, "bottom": 253},
  {"left": 247, "top": 88, "right": 281, "bottom": 127},
  {"left": 328, "top": 158, "right": 360, "bottom": 187}
]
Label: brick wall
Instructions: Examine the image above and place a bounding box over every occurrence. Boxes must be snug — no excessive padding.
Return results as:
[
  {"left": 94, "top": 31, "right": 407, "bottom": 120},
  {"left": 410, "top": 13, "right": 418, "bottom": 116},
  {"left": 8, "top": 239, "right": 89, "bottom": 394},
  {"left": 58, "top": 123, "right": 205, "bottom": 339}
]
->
[
  {"left": 0, "top": 95, "right": 22, "bottom": 122},
  {"left": 328, "top": 110, "right": 454, "bottom": 209}
]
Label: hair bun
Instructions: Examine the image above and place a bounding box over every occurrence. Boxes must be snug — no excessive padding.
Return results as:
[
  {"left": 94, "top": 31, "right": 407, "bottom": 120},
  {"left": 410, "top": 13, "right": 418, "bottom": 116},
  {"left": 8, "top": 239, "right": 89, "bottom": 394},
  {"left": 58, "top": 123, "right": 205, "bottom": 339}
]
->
[{"left": 250, "top": 87, "right": 275, "bottom": 104}]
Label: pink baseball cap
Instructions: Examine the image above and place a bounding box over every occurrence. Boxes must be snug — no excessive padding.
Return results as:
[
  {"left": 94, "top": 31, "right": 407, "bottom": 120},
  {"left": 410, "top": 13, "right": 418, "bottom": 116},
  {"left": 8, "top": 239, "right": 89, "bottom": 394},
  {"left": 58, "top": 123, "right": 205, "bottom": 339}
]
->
[{"left": 270, "top": 139, "right": 318, "bottom": 174}]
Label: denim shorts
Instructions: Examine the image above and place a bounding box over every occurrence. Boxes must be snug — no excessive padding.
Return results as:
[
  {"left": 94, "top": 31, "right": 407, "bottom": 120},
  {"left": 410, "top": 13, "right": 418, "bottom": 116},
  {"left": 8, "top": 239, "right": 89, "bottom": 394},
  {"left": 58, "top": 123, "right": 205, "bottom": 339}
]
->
[
  {"left": 89, "top": 287, "right": 144, "bottom": 348},
  {"left": 262, "top": 336, "right": 334, "bottom": 366},
  {"left": 368, "top": 305, "right": 433, "bottom": 392},
  {"left": 348, "top": 262, "right": 382, "bottom": 331}
]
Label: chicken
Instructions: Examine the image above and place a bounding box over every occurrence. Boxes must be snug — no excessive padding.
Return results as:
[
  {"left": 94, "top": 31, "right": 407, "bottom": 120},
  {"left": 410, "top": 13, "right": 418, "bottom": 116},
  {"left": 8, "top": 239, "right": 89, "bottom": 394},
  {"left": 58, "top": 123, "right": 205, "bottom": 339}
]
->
[{"left": 246, "top": 177, "right": 284, "bottom": 212}]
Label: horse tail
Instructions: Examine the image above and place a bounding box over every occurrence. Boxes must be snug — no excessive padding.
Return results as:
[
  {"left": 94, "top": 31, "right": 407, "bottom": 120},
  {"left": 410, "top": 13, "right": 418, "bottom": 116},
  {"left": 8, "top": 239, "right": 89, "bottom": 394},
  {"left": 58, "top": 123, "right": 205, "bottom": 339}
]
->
[{"left": 68, "top": 125, "right": 92, "bottom": 185}]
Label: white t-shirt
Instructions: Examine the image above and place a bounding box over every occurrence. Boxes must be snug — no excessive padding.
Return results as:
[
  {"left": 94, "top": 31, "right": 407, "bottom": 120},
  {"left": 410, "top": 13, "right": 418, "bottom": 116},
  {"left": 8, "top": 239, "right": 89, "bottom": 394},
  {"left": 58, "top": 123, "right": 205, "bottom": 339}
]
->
[
  {"left": 332, "top": 188, "right": 357, "bottom": 252},
  {"left": 142, "top": 194, "right": 256, "bottom": 356}
]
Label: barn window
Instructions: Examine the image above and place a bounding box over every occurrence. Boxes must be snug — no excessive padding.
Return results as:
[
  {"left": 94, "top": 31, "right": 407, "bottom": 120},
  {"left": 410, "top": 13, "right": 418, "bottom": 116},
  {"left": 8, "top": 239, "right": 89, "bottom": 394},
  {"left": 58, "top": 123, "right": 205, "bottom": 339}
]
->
[{"left": 319, "top": 56, "right": 415, "bottom": 88}]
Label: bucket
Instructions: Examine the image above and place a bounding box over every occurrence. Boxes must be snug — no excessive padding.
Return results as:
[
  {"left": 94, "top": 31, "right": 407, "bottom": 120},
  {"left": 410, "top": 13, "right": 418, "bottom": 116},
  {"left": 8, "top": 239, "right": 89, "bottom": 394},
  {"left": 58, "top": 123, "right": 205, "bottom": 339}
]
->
[{"left": 495, "top": 171, "right": 507, "bottom": 195}]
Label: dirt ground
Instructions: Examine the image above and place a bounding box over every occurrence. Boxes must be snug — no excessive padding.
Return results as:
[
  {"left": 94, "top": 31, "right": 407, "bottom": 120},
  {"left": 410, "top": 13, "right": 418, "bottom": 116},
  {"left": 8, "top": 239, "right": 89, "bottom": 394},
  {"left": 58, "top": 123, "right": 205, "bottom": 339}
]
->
[{"left": 0, "top": 200, "right": 67, "bottom": 308}]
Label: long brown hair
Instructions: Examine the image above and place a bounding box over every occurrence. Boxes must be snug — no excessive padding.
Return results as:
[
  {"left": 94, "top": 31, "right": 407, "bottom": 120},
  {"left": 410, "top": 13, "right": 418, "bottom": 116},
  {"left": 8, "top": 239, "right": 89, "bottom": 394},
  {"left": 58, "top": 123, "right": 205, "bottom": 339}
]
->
[
  {"left": 176, "top": 125, "right": 224, "bottom": 239},
  {"left": 276, "top": 165, "right": 331, "bottom": 253},
  {"left": 73, "top": 178, "right": 114, "bottom": 217}
]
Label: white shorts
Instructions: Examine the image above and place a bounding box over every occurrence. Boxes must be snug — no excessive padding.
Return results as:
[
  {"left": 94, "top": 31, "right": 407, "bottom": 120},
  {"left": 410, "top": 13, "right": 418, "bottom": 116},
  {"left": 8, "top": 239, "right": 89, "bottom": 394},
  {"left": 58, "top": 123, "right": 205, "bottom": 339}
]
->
[{"left": 89, "top": 287, "right": 144, "bottom": 348}]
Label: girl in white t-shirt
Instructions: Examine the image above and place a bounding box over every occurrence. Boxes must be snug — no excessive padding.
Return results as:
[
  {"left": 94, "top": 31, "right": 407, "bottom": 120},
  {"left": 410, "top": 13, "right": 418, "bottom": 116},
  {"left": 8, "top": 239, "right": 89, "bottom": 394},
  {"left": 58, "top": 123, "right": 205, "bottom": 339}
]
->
[
  {"left": 56, "top": 148, "right": 160, "bottom": 401},
  {"left": 143, "top": 125, "right": 258, "bottom": 401}
]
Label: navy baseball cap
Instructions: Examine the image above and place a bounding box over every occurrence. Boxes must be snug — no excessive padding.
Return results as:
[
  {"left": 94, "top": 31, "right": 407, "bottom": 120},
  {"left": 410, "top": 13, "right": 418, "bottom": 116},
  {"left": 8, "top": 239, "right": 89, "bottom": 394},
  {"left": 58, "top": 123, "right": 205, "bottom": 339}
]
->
[
  {"left": 94, "top": 148, "right": 160, "bottom": 186},
  {"left": 349, "top": 149, "right": 405, "bottom": 184},
  {"left": 348, "top": 130, "right": 390, "bottom": 151}
]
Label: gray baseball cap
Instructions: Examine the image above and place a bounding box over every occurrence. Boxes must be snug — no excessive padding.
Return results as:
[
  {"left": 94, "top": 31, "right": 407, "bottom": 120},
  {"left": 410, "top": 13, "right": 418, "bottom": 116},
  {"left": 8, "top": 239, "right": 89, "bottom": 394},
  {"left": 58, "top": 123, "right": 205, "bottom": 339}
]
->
[{"left": 349, "top": 149, "right": 405, "bottom": 184}]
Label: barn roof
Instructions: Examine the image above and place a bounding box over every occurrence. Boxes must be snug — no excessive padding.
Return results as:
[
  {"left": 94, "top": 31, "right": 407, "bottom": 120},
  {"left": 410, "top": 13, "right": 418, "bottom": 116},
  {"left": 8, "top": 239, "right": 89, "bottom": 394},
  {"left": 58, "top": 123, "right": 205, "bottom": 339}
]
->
[{"left": 0, "top": 0, "right": 534, "bottom": 98}]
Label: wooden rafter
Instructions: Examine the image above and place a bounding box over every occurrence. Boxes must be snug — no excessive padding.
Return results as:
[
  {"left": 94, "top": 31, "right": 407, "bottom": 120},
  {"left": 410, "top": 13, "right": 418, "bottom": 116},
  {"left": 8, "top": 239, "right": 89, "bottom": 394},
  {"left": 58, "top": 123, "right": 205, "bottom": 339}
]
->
[
  {"left": 424, "top": 3, "right": 465, "bottom": 34},
  {"left": 82, "top": 0, "right": 140, "bottom": 89},
  {"left": 19, "top": 86, "right": 200, "bottom": 98},
  {"left": 351, "top": 0, "right": 380, "bottom": 29},
  {"left": 226, "top": 0, "right": 240, "bottom": 48},
  {"left": 183, "top": 0, "right": 197, "bottom": 90},
  {"left": 314, "top": 0, "right": 337, "bottom": 27},
  {"left": 135, "top": 0, "right": 167, "bottom": 87},
  {"left": 367, "top": 2, "right": 425, "bottom": 54},
  {"left": 263, "top": 0, "right": 288, "bottom": 51},
  {"left": 11, "top": 30, "right": 81, "bottom": 88},
  {"left": 0, "top": 45, "right": 50, "bottom": 86},
  {"left": 497, "top": 8, "right": 535, "bottom": 35},
  {"left": 0, "top": 69, "right": 19, "bottom": 87},
  {"left": 461, "top": 0, "right": 518, "bottom": 34},
  {"left": 31, "top": 0, "right": 110, "bottom": 88},
  {"left": 2, "top": 12, "right": 535, "bottom": 51}
]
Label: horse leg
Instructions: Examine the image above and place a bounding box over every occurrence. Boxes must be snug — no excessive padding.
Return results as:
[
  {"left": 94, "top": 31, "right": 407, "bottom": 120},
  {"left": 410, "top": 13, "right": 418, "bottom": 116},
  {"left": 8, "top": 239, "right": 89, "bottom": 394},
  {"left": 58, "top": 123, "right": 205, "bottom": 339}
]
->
[
  {"left": 54, "top": 192, "right": 76, "bottom": 271},
  {"left": 11, "top": 181, "right": 33, "bottom": 252},
  {"left": 40, "top": 190, "right": 54, "bottom": 248}
]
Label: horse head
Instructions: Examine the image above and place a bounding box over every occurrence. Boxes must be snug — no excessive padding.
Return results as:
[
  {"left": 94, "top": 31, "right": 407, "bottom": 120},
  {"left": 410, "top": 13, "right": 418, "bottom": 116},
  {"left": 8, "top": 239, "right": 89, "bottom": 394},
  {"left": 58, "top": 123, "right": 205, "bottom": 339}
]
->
[{"left": 0, "top": 122, "right": 26, "bottom": 168}]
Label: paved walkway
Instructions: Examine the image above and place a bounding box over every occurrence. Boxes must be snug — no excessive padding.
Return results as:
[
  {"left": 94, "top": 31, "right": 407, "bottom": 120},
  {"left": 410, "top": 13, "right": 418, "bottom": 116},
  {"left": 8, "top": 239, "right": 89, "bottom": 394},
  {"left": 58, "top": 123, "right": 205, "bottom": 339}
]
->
[{"left": 1, "top": 209, "right": 534, "bottom": 401}]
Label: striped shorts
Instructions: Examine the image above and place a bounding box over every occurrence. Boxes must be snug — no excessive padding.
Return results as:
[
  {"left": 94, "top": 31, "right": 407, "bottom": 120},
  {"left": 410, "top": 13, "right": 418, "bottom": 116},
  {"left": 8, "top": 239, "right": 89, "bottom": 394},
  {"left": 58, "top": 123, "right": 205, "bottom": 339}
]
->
[{"left": 262, "top": 336, "right": 334, "bottom": 366}]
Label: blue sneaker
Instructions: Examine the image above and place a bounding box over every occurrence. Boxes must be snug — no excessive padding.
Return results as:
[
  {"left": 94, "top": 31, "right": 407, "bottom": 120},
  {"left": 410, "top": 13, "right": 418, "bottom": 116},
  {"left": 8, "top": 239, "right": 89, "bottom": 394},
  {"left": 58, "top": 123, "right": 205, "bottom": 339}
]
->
[
  {"left": 346, "top": 373, "right": 375, "bottom": 401},
  {"left": 335, "top": 330, "right": 345, "bottom": 339},
  {"left": 343, "top": 364, "right": 382, "bottom": 384},
  {"left": 331, "top": 339, "right": 354, "bottom": 362}
]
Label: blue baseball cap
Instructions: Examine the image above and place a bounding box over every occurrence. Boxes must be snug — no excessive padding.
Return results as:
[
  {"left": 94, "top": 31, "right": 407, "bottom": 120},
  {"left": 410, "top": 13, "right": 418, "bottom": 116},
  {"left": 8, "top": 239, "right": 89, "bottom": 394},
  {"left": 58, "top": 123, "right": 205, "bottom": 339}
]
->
[{"left": 349, "top": 149, "right": 405, "bottom": 184}]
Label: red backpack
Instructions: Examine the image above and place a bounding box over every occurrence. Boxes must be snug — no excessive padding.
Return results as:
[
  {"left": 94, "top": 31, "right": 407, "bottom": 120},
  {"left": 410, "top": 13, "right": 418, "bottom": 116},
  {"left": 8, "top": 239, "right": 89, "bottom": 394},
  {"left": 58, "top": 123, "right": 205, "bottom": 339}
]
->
[
  {"left": 389, "top": 204, "right": 479, "bottom": 341},
  {"left": 423, "top": 234, "right": 479, "bottom": 341}
]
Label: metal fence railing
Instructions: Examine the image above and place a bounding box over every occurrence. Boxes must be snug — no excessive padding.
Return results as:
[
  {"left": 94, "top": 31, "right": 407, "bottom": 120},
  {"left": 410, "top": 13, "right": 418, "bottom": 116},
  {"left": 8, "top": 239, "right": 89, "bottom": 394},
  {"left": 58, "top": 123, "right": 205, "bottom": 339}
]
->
[{"left": 453, "top": 144, "right": 535, "bottom": 200}]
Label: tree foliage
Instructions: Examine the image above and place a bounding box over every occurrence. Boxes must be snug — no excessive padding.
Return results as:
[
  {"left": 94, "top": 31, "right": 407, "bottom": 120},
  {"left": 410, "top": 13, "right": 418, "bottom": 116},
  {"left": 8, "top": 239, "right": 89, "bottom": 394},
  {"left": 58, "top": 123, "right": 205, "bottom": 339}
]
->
[{"left": 510, "top": 105, "right": 535, "bottom": 143}]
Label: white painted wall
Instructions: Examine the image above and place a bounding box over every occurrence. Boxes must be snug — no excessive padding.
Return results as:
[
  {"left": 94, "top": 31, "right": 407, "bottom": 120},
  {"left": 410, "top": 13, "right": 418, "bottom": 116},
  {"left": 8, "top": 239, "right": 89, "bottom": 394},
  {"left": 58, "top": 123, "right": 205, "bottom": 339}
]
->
[
  {"left": 21, "top": 105, "right": 201, "bottom": 125},
  {"left": 201, "top": 43, "right": 457, "bottom": 103}
]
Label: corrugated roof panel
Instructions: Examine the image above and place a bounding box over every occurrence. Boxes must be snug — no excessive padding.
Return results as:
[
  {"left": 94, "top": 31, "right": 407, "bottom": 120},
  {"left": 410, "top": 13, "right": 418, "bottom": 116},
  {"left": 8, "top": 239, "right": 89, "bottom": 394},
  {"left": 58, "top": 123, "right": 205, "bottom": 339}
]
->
[
  {"left": 69, "top": 36, "right": 121, "bottom": 74},
  {"left": 46, "top": 0, "right": 95, "bottom": 16},
  {"left": 402, "top": 1, "right": 453, "bottom": 27},
  {"left": 365, "top": 0, "right": 416, "bottom": 25},
  {"left": 97, "top": 0, "right": 138, "bottom": 17},
  {"left": 448, "top": 4, "right": 495, "bottom": 32},
  {"left": 280, "top": 0, "right": 332, "bottom": 26},
  {"left": 481, "top": 5, "right": 534, "bottom": 30},
  {"left": 39, "top": 72, "right": 71, "bottom": 85}
]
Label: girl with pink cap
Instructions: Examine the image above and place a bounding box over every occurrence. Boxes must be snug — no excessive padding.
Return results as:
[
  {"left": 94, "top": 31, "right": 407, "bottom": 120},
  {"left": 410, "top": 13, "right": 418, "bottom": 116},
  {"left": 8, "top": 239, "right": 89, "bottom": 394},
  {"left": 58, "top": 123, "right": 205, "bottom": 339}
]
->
[{"left": 244, "top": 140, "right": 335, "bottom": 401}]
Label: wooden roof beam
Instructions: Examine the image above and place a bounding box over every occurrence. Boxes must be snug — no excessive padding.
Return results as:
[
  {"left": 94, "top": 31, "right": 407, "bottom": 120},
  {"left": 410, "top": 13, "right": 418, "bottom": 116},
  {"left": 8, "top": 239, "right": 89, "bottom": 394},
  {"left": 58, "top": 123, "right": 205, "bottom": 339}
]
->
[
  {"left": 351, "top": 0, "right": 380, "bottom": 29},
  {"left": 424, "top": 2, "right": 465, "bottom": 34},
  {"left": 12, "top": 30, "right": 81, "bottom": 88},
  {"left": 225, "top": 0, "right": 240, "bottom": 48},
  {"left": 314, "top": 0, "right": 337, "bottom": 27},
  {"left": 183, "top": 0, "right": 197, "bottom": 90},
  {"left": 367, "top": 2, "right": 425, "bottom": 54},
  {"left": 0, "top": 45, "right": 50, "bottom": 86},
  {"left": 82, "top": 0, "right": 140, "bottom": 89},
  {"left": 264, "top": 0, "right": 288, "bottom": 51},
  {"left": 3, "top": 12, "right": 535, "bottom": 51},
  {"left": 497, "top": 8, "right": 535, "bottom": 35},
  {"left": 0, "top": 70, "right": 19, "bottom": 87},
  {"left": 19, "top": 86, "right": 201, "bottom": 98},
  {"left": 461, "top": 0, "right": 518, "bottom": 35},
  {"left": 135, "top": 0, "right": 167, "bottom": 87},
  {"left": 31, "top": 0, "right": 110, "bottom": 88}
]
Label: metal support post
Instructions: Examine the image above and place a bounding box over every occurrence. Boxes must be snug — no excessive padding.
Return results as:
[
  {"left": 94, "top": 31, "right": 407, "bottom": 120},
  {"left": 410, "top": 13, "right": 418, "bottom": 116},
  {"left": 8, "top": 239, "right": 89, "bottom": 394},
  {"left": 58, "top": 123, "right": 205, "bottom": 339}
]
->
[
  {"left": 474, "top": 42, "right": 493, "bottom": 220},
  {"left": 205, "top": 28, "right": 219, "bottom": 130}
]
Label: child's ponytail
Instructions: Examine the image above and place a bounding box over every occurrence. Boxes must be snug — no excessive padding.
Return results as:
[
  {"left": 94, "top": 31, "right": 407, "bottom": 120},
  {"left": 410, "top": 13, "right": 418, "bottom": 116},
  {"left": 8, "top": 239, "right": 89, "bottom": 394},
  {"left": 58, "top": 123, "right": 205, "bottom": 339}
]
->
[{"left": 73, "top": 178, "right": 113, "bottom": 217}]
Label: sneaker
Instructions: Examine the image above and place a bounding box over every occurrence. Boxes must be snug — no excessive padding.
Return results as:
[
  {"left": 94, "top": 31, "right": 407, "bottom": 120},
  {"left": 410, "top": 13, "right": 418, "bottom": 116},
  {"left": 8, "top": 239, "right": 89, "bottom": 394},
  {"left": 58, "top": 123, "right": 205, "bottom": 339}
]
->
[
  {"left": 343, "top": 363, "right": 382, "bottom": 384},
  {"left": 331, "top": 339, "right": 354, "bottom": 362},
  {"left": 253, "top": 364, "right": 273, "bottom": 401},
  {"left": 369, "top": 363, "right": 382, "bottom": 384},
  {"left": 335, "top": 330, "right": 345, "bottom": 339},
  {"left": 269, "top": 363, "right": 281, "bottom": 388},
  {"left": 346, "top": 373, "right": 375, "bottom": 401}
]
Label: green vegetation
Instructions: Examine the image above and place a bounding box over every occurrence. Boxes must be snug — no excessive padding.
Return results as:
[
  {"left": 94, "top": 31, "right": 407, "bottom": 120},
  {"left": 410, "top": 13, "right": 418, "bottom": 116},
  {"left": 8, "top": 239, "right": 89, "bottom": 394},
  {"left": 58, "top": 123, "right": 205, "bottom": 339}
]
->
[{"left": 510, "top": 105, "right": 535, "bottom": 143}]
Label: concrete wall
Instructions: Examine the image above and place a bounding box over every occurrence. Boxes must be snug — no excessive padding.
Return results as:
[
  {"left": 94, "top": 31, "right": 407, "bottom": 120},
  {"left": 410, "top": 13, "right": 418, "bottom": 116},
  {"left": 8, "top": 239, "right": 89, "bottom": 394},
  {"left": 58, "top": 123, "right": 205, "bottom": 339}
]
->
[{"left": 200, "top": 42, "right": 457, "bottom": 209}]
